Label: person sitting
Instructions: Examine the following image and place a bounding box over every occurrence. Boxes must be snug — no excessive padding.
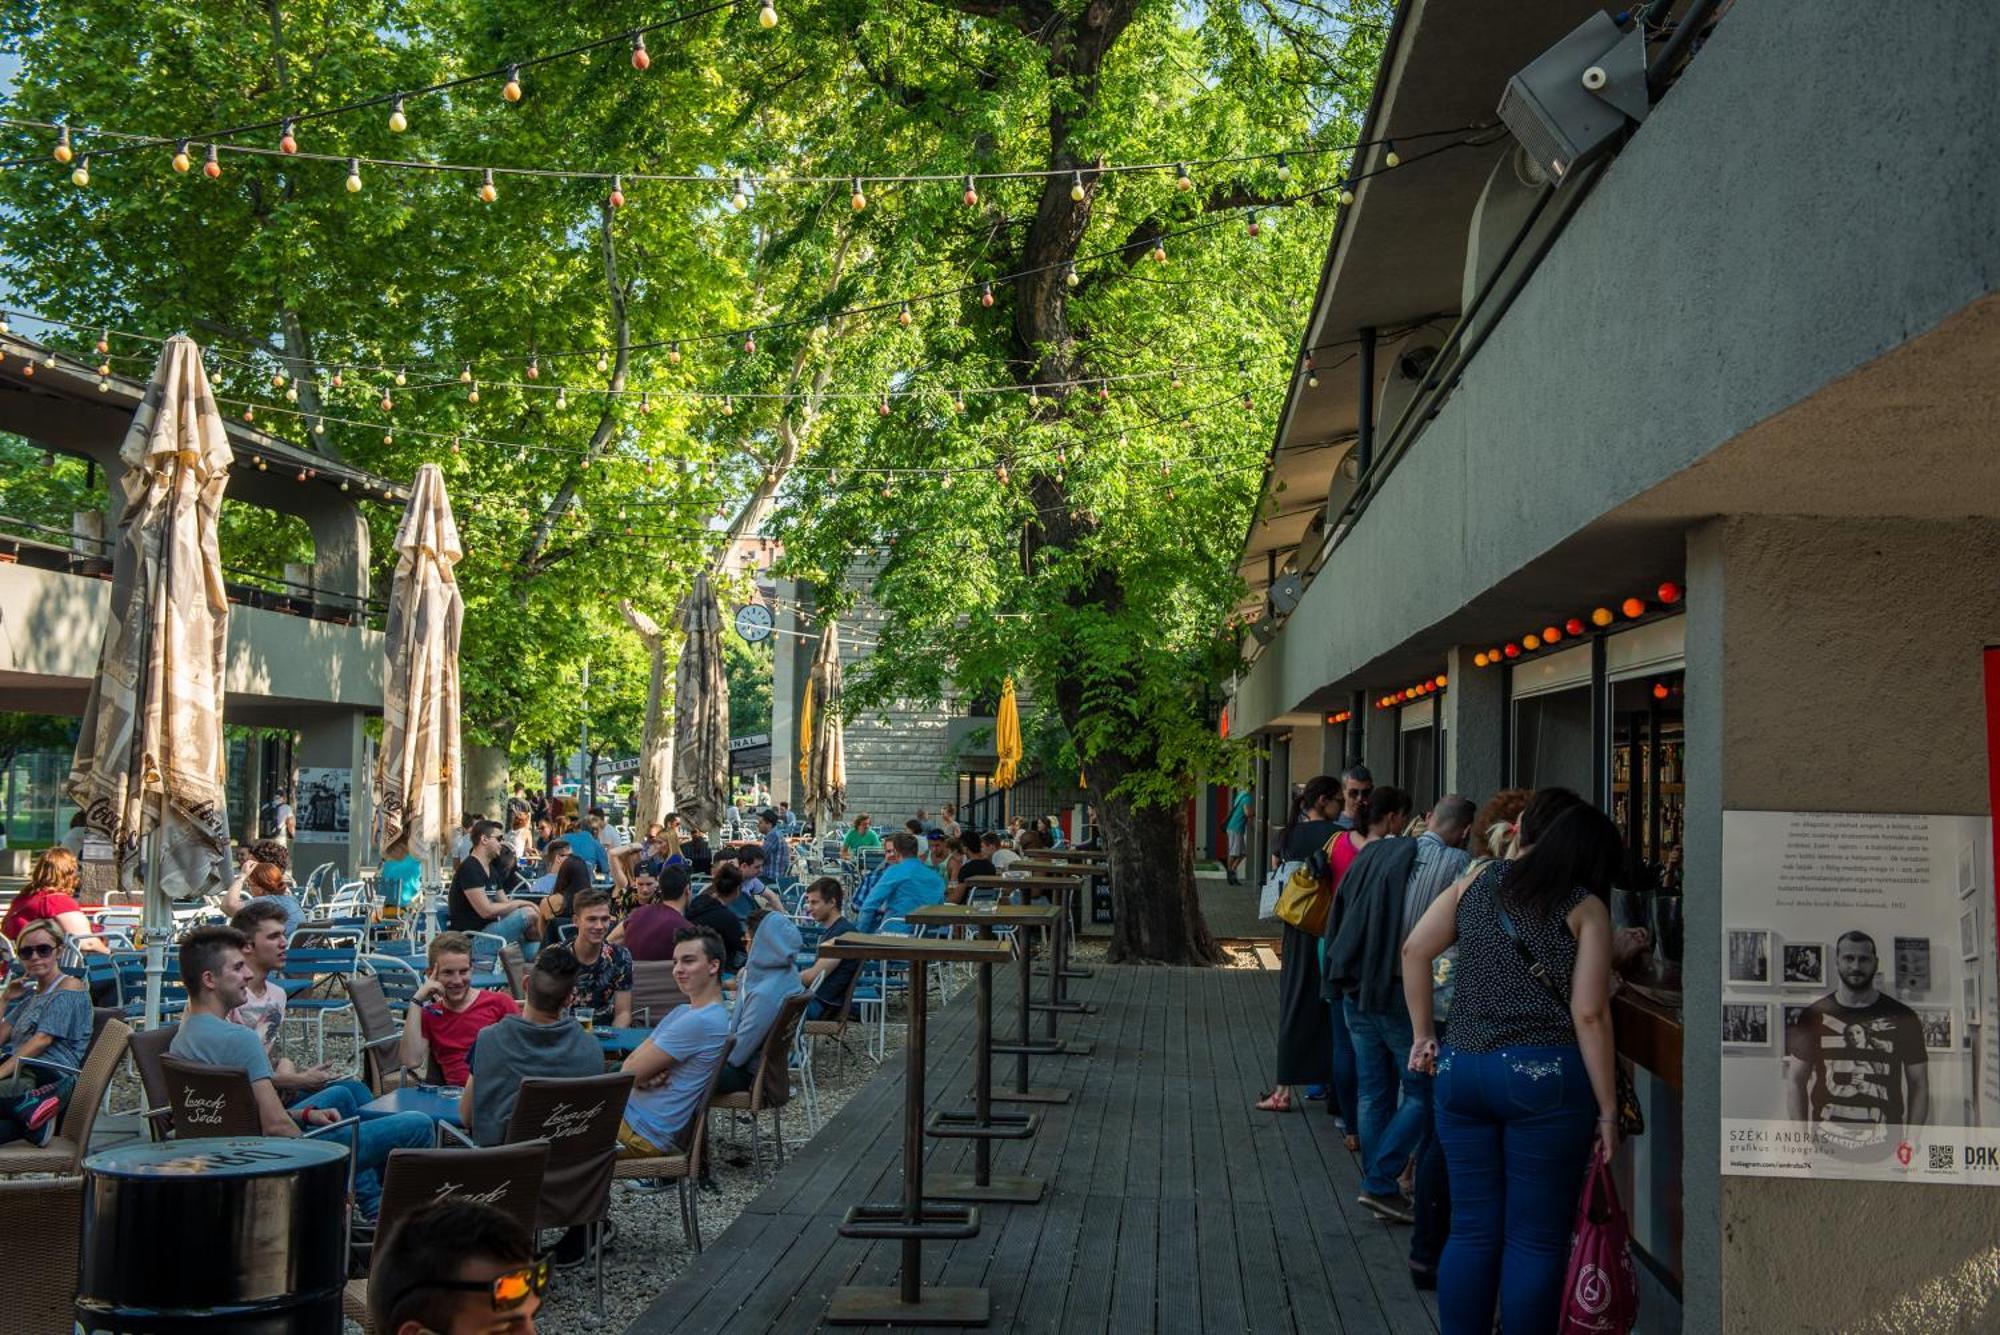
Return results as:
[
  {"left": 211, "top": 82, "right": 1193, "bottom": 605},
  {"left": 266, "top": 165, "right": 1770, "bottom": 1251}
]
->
[
  {"left": 617, "top": 928, "right": 732, "bottom": 1156},
  {"left": 369, "top": 1200, "right": 547, "bottom": 1334},
  {"left": 228, "top": 901, "right": 367, "bottom": 1110},
  {"left": 797, "top": 878, "right": 860, "bottom": 1021},
  {"left": 535, "top": 850, "right": 592, "bottom": 944},
  {"left": 377, "top": 847, "right": 425, "bottom": 926},
  {"left": 716, "top": 911, "right": 804, "bottom": 1095},
  {"left": 856, "top": 832, "right": 946, "bottom": 931},
  {"left": 686, "top": 863, "right": 778, "bottom": 972},
  {"left": 566, "top": 889, "right": 633, "bottom": 1026},
  {"left": 682, "top": 823, "right": 713, "bottom": 875},
  {"left": 170, "top": 926, "right": 431, "bottom": 1217},
  {"left": 400, "top": 932, "right": 520, "bottom": 1087},
  {"left": 733, "top": 848, "right": 768, "bottom": 922},
  {"left": 239, "top": 860, "right": 305, "bottom": 941},
  {"left": 1, "top": 847, "right": 106, "bottom": 955},
  {"left": 562, "top": 815, "right": 612, "bottom": 879},
  {"left": 990, "top": 832, "right": 1022, "bottom": 872},
  {"left": 959, "top": 832, "right": 999, "bottom": 884},
  {"left": 528, "top": 838, "right": 571, "bottom": 896},
  {"left": 459, "top": 946, "right": 602, "bottom": 1148},
  {"left": 448, "top": 820, "right": 543, "bottom": 947},
  {"left": 611, "top": 865, "right": 693, "bottom": 962},
  {"left": 0, "top": 919, "right": 93, "bottom": 1144},
  {"left": 842, "top": 813, "right": 882, "bottom": 858}
]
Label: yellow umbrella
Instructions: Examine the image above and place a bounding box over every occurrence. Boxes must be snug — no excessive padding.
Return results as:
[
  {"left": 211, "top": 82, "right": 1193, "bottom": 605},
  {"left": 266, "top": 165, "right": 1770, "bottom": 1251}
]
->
[
  {"left": 797, "top": 677, "right": 815, "bottom": 792},
  {"left": 993, "top": 677, "right": 1022, "bottom": 789}
]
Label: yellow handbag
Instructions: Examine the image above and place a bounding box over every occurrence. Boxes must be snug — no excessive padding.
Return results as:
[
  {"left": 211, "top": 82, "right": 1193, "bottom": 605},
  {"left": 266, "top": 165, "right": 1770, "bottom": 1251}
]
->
[{"left": 1274, "top": 832, "right": 1338, "bottom": 935}]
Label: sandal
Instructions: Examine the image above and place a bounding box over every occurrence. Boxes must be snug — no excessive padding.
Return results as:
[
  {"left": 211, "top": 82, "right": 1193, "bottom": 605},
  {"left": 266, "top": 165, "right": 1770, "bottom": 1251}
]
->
[
  {"left": 1343, "top": 1133, "right": 1360, "bottom": 1152},
  {"left": 1255, "top": 1088, "right": 1293, "bottom": 1112}
]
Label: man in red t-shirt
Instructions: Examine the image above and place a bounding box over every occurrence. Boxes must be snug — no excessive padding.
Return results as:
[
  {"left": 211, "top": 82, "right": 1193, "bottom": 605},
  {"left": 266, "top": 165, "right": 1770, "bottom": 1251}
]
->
[{"left": 398, "top": 932, "right": 518, "bottom": 1086}]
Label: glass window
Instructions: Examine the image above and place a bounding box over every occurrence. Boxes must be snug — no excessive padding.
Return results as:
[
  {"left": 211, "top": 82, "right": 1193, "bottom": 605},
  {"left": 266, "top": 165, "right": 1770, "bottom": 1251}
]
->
[{"left": 1513, "top": 686, "right": 1592, "bottom": 794}]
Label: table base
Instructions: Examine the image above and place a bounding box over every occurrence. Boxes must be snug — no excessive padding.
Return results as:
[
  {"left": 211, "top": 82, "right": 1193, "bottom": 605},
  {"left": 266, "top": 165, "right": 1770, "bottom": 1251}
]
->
[
  {"left": 927, "top": 1108, "right": 1040, "bottom": 1140},
  {"left": 993, "top": 1087, "right": 1072, "bottom": 1104},
  {"left": 992, "top": 1037, "right": 1091, "bottom": 1057},
  {"left": 1055, "top": 965, "right": 1094, "bottom": 978},
  {"left": 924, "top": 1172, "right": 1044, "bottom": 1204},
  {"left": 1030, "top": 999, "right": 1096, "bottom": 1016},
  {"left": 828, "top": 1285, "right": 990, "bottom": 1326}
]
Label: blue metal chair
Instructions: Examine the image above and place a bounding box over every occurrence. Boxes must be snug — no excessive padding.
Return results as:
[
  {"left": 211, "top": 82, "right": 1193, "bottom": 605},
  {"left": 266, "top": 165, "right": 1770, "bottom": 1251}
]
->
[{"left": 280, "top": 934, "right": 361, "bottom": 1063}]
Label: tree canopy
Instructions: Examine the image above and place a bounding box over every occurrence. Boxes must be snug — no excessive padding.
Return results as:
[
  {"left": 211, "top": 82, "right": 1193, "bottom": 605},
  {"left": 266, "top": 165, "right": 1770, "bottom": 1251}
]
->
[{"left": 0, "top": 0, "right": 1392, "bottom": 959}]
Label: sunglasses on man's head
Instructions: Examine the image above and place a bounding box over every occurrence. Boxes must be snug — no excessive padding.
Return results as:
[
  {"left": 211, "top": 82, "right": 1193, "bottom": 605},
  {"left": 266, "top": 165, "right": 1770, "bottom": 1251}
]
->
[
  {"left": 17, "top": 943, "right": 58, "bottom": 960},
  {"left": 391, "top": 1257, "right": 550, "bottom": 1316}
]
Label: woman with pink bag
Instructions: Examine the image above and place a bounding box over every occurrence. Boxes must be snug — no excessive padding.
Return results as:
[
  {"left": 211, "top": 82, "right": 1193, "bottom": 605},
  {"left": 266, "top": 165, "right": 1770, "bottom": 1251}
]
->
[{"left": 1399, "top": 789, "right": 1626, "bottom": 1335}]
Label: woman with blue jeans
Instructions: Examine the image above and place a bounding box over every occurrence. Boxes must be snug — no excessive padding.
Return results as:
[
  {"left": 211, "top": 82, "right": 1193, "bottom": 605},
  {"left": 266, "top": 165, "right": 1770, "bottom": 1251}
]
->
[{"left": 1399, "top": 789, "right": 1622, "bottom": 1335}]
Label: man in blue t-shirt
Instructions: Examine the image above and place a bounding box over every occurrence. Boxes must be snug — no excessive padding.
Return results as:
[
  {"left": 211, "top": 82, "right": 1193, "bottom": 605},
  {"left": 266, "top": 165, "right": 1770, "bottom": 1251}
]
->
[
  {"left": 856, "top": 832, "right": 945, "bottom": 931},
  {"left": 562, "top": 819, "right": 612, "bottom": 878},
  {"left": 618, "top": 927, "right": 732, "bottom": 1156},
  {"left": 1224, "top": 786, "right": 1255, "bottom": 885},
  {"left": 169, "top": 926, "right": 432, "bottom": 1218}
]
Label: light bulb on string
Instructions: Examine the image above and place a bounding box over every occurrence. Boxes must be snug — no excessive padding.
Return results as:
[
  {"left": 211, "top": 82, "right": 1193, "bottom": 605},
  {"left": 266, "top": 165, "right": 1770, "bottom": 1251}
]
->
[
  {"left": 271, "top": 369, "right": 287, "bottom": 388},
  {"left": 53, "top": 126, "right": 72, "bottom": 164},
  {"left": 394, "top": 367, "right": 407, "bottom": 386},
  {"left": 731, "top": 177, "right": 749, "bottom": 211},
  {"left": 962, "top": 175, "right": 978, "bottom": 207},
  {"left": 203, "top": 145, "right": 221, "bottom": 178},
  {"left": 850, "top": 178, "right": 866, "bottom": 211},
  {"left": 742, "top": 333, "right": 756, "bottom": 355},
  {"left": 980, "top": 281, "right": 995, "bottom": 307},
  {"left": 388, "top": 96, "right": 408, "bottom": 132},
  {"left": 758, "top": 0, "right": 778, "bottom": 26},
  {"left": 278, "top": 118, "right": 298, "bottom": 154},
  {"left": 1070, "top": 171, "right": 1085, "bottom": 202},
  {"left": 631, "top": 33, "right": 650, "bottom": 69},
  {"left": 478, "top": 168, "right": 498, "bottom": 203},
  {"left": 466, "top": 381, "right": 479, "bottom": 403},
  {"left": 596, "top": 350, "right": 609, "bottom": 372},
  {"left": 285, "top": 385, "right": 298, "bottom": 403},
  {"left": 95, "top": 358, "right": 109, "bottom": 376},
  {"left": 1305, "top": 356, "right": 1319, "bottom": 388},
  {"left": 1338, "top": 180, "right": 1355, "bottom": 206},
  {"left": 1246, "top": 212, "right": 1259, "bottom": 237},
  {"left": 345, "top": 158, "right": 363, "bottom": 193},
  {"left": 313, "top": 419, "right": 326, "bottom": 435},
  {"left": 171, "top": 140, "right": 190, "bottom": 173},
  {"left": 1151, "top": 239, "right": 1167, "bottom": 264},
  {"left": 555, "top": 387, "right": 567, "bottom": 410},
  {"left": 721, "top": 396, "right": 733, "bottom": 416},
  {"left": 459, "top": 364, "right": 473, "bottom": 384},
  {"left": 1175, "top": 162, "right": 1192, "bottom": 191},
  {"left": 1275, "top": 152, "right": 1290, "bottom": 181},
  {"left": 97, "top": 375, "right": 110, "bottom": 392},
  {"left": 954, "top": 391, "right": 966, "bottom": 413},
  {"left": 70, "top": 157, "right": 89, "bottom": 188},
  {"left": 331, "top": 368, "right": 344, "bottom": 388},
  {"left": 877, "top": 397, "right": 891, "bottom": 417},
  {"left": 609, "top": 175, "right": 625, "bottom": 208},
  {"left": 95, "top": 330, "right": 108, "bottom": 355},
  {"left": 254, "top": 455, "right": 267, "bottom": 470},
  {"left": 1383, "top": 140, "right": 1400, "bottom": 168},
  {"left": 525, "top": 357, "right": 539, "bottom": 381},
  {"left": 379, "top": 392, "right": 394, "bottom": 411},
  {"left": 1064, "top": 261, "right": 1079, "bottom": 288},
  {"left": 502, "top": 65, "right": 523, "bottom": 101},
  {"left": 667, "top": 342, "right": 680, "bottom": 365},
  {"left": 639, "top": 391, "right": 651, "bottom": 414},
  {"left": 897, "top": 302, "right": 912, "bottom": 328}
]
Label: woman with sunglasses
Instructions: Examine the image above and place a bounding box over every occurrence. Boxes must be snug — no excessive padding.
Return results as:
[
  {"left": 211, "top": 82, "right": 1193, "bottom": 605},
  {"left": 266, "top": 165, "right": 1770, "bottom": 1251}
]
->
[
  {"left": 0, "top": 919, "right": 93, "bottom": 1145},
  {"left": 370, "top": 1200, "right": 545, "bottom": 1333}
]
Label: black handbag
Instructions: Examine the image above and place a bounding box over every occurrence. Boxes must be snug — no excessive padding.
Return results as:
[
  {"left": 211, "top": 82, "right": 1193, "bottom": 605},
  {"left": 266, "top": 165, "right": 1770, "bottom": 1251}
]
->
[{"left": 1495, "top": 904, "right": 1644, "bottom": 1139}]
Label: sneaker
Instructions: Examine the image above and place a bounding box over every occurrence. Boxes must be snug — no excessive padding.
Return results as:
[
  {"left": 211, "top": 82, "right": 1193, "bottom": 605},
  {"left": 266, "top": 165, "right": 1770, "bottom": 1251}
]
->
[
  {"left": 1358, "top": 1191, "right": 1415, "bottom": 1224},
  {"left": 553, "top": 1226, "right": 592, "bottom": 1268},
  {"left": 1302, "top": 1084, "right": 1328, "bottom": 1101},
  {"left": 25, "top": 1095, "right": 61, "bottom": 1147}
]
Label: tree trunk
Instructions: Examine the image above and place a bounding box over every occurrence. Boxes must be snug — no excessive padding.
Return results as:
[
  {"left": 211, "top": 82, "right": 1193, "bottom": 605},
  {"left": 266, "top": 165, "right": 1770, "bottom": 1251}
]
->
[{"left": 1091, "top": 751, "right": 1225, "bottom": 965}]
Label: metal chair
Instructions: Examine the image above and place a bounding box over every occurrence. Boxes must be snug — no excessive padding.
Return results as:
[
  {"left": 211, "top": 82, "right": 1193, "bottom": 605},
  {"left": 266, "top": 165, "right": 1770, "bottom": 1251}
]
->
[
  {"left": 710, "top": 992, "right": 813, "bottom": 1169},
  {"left": 465, "top": 930, "right": 512, "bottom": 991},
  {"left": 499, "top": 943, "right": 529, "bottom": 1000},
  {"left": 0, "top": 1016, "right": 131, "bottom": 1176},
  {"left": 0, "top": 1176, "right": 84, "bottom": 1331},
  {"left": 127, "top": 1022, "right": 179, "bottom": 1142},
  {"left": 346, "top": 1141, "right": 551, "bottom": 1328},
  {"left": 279, "top": 936, "right": 360, "bottom": 1063}
]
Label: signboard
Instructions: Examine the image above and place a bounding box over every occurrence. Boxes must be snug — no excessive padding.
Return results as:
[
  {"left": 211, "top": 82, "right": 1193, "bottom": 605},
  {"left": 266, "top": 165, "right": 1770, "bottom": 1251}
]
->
[
  {"left": 729, "top": 734, "right": 771, "bottom": 752},
  {"left": 295, "top": 767, "right": 352, "bottom": 836},
  {"left": 1720, "top": 810, "right": 2000, "bottom": 1183}
]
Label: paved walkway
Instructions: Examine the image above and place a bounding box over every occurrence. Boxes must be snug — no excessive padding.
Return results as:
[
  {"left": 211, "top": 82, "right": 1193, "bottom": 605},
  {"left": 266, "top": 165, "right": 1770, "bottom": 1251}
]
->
[{"left": 628, "top": 958, "right": 1438, "bottom": 1333}]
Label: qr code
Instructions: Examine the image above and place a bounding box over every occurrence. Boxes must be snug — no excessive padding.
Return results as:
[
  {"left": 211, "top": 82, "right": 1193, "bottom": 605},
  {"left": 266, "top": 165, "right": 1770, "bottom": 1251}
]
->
[{"left": 1929, "top": 1144, "right": 1955, "bottom": 1170}]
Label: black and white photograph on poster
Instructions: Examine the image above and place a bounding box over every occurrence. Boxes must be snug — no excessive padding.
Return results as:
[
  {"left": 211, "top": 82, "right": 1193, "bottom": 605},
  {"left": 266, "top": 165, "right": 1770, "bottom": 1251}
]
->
[
  {"left": 1914, "top": 1006, "right": 1955, "bottom": 1053},
  {"left": 1721, "top": 810, "right": 2000, "bottom": 1185},
  {"left": 1723, "top": 1001, "right": 1771, "bottom": 1048},
  {"left": 1895, "top": 937, "right": 1933, "bottom": 996},
  {"left": 1727, "top": 928, "right": 1771, "bottom": 985},
  {"left": 295, "top": 767, "right": 352, "bottom": 835},
  {"left": 1962, "top": 840, "right": 1978, "bottom": 898},
  {"left": 1783, "top": 943, "right": 1826, "bottom": 987}
]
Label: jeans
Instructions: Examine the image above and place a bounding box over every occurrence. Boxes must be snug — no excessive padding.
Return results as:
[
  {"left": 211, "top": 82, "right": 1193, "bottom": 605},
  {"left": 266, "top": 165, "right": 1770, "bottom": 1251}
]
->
[
  {"left": 299, "top": 1091, "right": 434, "bottom": 1219},
  {"left": 1346, "top": 995, "right": 1430, "bottom": 1196},
  {"left": 483, "top": 908, "right": 535, "bottom": 946},
  {"left": 1327, "top": 993, "right": 1360, "bottom": 1133},
  {"left": 1432, "top": 1043, "right": 1596, "bottom": 1335},
  {"left": 288, "top": 1078, "right": 373, "bottom": 1115}
]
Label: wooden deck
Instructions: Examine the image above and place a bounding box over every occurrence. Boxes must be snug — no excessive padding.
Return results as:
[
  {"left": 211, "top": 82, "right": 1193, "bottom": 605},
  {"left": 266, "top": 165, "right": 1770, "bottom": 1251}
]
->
[{"left": 629, "top": 959, "right": 1439, "bottom": 1334}]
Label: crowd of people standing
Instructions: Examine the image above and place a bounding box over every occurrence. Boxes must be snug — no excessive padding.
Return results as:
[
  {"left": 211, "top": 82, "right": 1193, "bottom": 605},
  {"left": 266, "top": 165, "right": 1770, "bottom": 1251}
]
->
[{"left": 1257, "top": 768, "right": 1646, "bottom": 1334}]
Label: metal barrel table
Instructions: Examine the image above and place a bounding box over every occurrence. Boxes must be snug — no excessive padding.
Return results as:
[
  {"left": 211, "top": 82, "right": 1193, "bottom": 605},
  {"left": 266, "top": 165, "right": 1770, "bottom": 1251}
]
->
[
  {"left": 906, "top": 902, "right": 1065, "bottom": 1202},
  {"left": 817, "top": 930, "right": 1016, "bottom": 1326}
]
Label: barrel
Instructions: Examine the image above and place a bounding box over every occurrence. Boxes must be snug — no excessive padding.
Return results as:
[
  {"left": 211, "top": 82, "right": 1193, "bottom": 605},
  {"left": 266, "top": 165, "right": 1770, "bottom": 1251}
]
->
[{"left": 76, "top": 1137, "right": 349, "bottom": 1333}]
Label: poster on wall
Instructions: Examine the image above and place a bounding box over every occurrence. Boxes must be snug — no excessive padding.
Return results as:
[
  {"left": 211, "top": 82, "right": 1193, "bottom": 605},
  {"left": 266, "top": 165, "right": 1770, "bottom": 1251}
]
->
[
  {"left": 1720, "top": 810, "right": 2000, "bottom": 1184},
  {"left": 295, "top": 767, "right": 352, "bottom": 836}
]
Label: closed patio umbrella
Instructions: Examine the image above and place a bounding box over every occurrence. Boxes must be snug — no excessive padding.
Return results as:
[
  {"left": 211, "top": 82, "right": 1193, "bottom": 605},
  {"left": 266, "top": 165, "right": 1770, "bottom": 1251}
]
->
[
  {"left": 993, "top": 676, "right": 1022, "bottom": 790},
  {"left": 374, "top": 464, "right": 464, "bottom": 909},
  {"left": 672, "top": 571, "right": 730, "bottom": 834},
  {"left": 797, "top": 676, "right": 815, "bottom": 793},
  {"left": 66, "top": 335, "right": 233, "bottom": 1026},
  {"left": 805, "top": 619, "right": 847, "bottom": 830}
]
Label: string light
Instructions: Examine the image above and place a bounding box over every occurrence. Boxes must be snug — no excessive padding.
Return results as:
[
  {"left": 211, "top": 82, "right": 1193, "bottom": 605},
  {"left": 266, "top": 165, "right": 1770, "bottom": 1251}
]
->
[
  {"left": 609, "top": 175, "right": 625, "bottom": 208},
  {"left": 69, "top": 157, "right": 88, "bottom": 188},
  {"left": 52, "top": 126, "right": 72, "bottom": 164},
  {"left": 1175, "top": 162, "right": 1192, "bottom": 191},
  {"left": 897, "top": 302, "right": 912, "bottom": 328},
  {"left": 478, "top": 167, "right": 497, "bottom": 203},
  {"left": 1275, "top": 152, "right": 1290, "bottom": 181},
  {"left": 962, "top": 175, "right": 979, "bottom": 207},
  {"left": 1657, "top": 581, "right": 1682, "bottom": 604},
  {"left": 1151, "top": 239, "right": 1167, "bottom": 263},
  {"left": 554, "top": 387, "right": 567, "bottom": 409},
  {"left": 388, "top": 97, "right": 408, "bottom": 133},
  {"left": 502, "top": 66, "right": 523, "bottom": 102},
  {"left": 742, "top": 333, "right": 756, "bottom": 354},
  {"left": 850, "top": 178, "right": 866, "bottom": 211},
  {"left": 630, "top": 33, "right": 650, "bottom": 70},
  {"left": 278, "top": 119, "right": 298, "bottom": 154},
  {"left": 1070, "top": 171, "right": 1085, "bottom": 203},
  {"left": 1338, "top": 180, "right": 1355, "bottom": 206},
  {"left": 1590, "top": 607, "right": 1615, "bottom": 628},
  {"left": 1064, "top": 261, "right": 1079, "bottom": 288},
  {"left": 980, "top": 282, "right": 994, "bottom": 307},
  {"left": 1246, "top": 212, "right": 1259, "bottom": 237},
  {"left": 731, "top": 177, "right": 748, "bottom": 211},
  {"left": 394, "top": 367, "right": 407, "bottom": 386},
  {"left": 596, "top": 350, "right": 609, "bottom": 372},
  {"left": 1620, "top": 596, "right": 1646, "bottom": 619},
  {"left": 758, "top": 0, "right": 778, "bottom": 27},
  {"left": 171, "top": 140, "right": 190, "bottom": 173},
  {"left": 203, "top": 144, "right": 221, "bottom": 178},
  {"left": 345, "top": 158, "right": 363, "bottom": 192},
  {"left": 1383, "top": 140, "right": 1400, "bottom": 168},
  {"left": 667, "top": 343, "right": 680, "bottom": 365}
]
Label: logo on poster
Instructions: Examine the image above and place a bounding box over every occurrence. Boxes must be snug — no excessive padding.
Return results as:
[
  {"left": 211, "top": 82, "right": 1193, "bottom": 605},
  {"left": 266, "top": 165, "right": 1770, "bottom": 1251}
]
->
[{"left": 1895, "top": 1140, "right": 1913, "bottom": 1166}]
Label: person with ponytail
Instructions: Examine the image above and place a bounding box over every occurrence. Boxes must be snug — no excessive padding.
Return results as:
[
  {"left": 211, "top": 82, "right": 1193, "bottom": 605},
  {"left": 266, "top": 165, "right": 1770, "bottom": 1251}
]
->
[{"left": 1255, "top": 775, "right": 1344, "bottom": 1113}]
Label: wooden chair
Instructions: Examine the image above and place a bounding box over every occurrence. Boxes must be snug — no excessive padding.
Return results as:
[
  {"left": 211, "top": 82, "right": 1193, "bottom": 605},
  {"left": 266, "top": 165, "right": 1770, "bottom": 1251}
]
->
[
  {"left": 345, "top": 1141, "right": 550, "bottom": 1329},
  {"left": 630, "top": 958, "right": 687, "bottom": 1025},
  {"left": 0, "top": 1176, "right": 84, "bottom": 1331},
  {"left": 506, "top": 1073, "right": 634, "bottom": 1320},
  {"left": 612, "top": 1055, "right": 727, "bottom": 1252},
  {"left": 0, "top": 1016, "right": 131, "bottom": 1176},
  {"left": 711, "top": 993, "right": 813, "bottom": 1170},
  {"left": 126, "top": 1022, "right": 179, "bottom": 1142}
]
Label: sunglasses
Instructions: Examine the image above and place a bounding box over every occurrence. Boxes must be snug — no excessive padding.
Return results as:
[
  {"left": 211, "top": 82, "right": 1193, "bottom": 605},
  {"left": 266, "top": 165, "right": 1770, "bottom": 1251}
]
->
[
  {"left": 17, "top": 943, "right": 58, "bottom": 960},
  {"left": 393, "top": 1258, "right": 550, "bottom": 1315}
]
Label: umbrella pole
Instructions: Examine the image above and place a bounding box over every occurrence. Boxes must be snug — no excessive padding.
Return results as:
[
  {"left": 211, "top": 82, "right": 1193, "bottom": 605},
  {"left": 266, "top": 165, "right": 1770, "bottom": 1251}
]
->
[{"left": 142, "top": 816, "right": 168, "bottom": 1030}]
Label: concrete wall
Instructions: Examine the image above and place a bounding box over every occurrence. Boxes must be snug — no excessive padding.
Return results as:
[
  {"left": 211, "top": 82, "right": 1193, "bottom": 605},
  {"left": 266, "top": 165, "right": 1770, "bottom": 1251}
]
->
[
  {"left": 1233, "top": 0, "right": 2000, "bottom": 732},
  {"left": 1688, "top": 516, "right": 2000, "bottom": 1333}
]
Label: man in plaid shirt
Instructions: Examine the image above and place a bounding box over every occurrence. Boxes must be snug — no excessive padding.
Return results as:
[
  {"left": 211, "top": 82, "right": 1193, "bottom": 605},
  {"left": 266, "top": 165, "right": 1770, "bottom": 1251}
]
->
[{"left": 759, "top": 809, "right": 792, "bottom": 882}]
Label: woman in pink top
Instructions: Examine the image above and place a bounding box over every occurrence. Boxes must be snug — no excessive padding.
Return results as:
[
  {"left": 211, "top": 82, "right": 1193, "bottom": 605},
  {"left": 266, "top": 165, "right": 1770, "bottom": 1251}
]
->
[{"left": 1321, "top": 787, "right": 1412, "bottom": 1149}]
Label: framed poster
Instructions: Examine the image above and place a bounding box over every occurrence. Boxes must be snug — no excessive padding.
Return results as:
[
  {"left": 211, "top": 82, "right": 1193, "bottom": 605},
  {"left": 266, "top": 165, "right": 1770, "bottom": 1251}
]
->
[
  {"left": 295, "top": 767, "right": 353, "bottom": 836},
  {"left": 1721, "top": 810, "right": 2000, "bottom": 1184}
]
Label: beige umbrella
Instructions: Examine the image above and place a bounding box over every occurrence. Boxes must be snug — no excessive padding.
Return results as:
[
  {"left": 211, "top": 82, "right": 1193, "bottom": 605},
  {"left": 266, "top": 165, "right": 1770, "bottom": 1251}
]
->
[
  {"left": 672, "top": 571, "right": 730, "bottom": 834},
  {"left": 66, "top": 335, "right": 233, "bottom": 1025},
  {"left": 805, "top": 619, "right": 847, "bottom": 830},
  {"left": 374, "top": 464, "right": 464, "bottom": 904}
]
